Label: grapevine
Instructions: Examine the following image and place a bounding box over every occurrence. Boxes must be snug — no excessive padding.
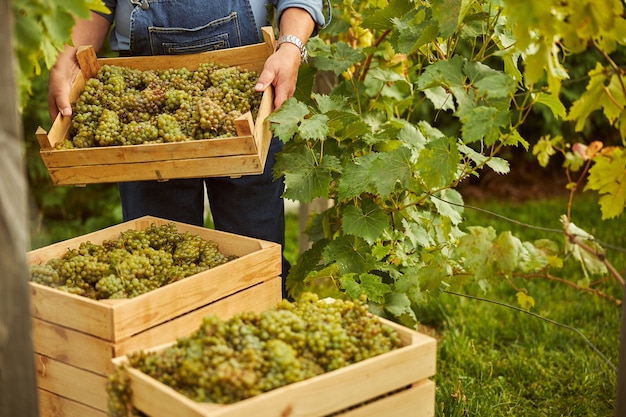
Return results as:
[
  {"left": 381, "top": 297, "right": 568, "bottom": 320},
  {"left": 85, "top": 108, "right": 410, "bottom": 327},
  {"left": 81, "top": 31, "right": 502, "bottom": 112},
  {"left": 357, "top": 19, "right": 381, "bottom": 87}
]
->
[
  {"left": 29, "top": 223, "right": 233, "bottom": 299},
  {"left": 106, "top": 293, "right": 402, "bottom": 416},
  {"left": 58, "top": 62, "right": 262, "bottom": 149}
]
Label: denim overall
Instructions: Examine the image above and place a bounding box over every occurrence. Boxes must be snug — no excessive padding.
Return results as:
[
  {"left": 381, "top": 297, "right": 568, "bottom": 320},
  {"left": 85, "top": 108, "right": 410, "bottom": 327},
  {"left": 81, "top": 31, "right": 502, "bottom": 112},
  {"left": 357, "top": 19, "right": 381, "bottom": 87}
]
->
[{"left": 118, "top": 0, "right": 289, "bottom": 296}]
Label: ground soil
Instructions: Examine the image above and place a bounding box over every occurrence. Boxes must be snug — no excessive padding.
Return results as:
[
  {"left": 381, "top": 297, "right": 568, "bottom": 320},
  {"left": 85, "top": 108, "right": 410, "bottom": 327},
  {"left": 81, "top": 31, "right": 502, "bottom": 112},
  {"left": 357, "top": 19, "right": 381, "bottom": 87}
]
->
[{"left": 457, "top": 154, "right": 571, "bottom": 203}]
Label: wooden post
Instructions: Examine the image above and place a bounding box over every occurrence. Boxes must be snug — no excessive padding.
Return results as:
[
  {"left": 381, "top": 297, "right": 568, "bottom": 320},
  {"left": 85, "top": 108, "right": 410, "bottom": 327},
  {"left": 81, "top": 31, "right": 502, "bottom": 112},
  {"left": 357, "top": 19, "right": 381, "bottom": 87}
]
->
[{"left": 0, "top": 1, "right": 40, "bottom": 415}]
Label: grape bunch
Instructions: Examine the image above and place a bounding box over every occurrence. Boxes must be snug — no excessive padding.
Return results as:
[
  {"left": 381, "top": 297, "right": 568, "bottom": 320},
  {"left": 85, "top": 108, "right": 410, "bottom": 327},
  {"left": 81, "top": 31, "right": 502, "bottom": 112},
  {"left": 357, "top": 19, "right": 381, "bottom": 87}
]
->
[
  {"left": 106, "top": 293, "right": 403, "bottom": 415},
  {"left": 58, "top": 62, "right": 262, "bottom": 149},
  {"left": 29, "top": 223, "right": 233, "bottom": 300}
]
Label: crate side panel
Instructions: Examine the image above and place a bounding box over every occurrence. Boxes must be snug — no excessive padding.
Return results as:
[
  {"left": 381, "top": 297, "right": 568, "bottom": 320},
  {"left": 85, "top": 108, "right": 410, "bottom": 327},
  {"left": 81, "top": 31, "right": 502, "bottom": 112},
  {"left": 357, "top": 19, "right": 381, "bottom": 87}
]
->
[
  {"left": 127, "top": 367, "right": 211, "bottom": 417},
  {"left": 46, "top": 154, "right": 264, "bottom": 186},
  {"left": 335, "top": 379, "right": 435, "bottom": 417},
  {"left": 33, "top": 317, "right": 113, "bottom": 376},
  {"left": 35, "top": 355, "right": 108, "bottom": 411},
  {"left": 109, "top": 245, "right": 280, "bottom": 341},
  {"left": 98, "top": 42, "right": 269, "bottom": 72},
  {"left": 38, "top": 388, "right": 106, "bottom": 417},
  {"left": 40, "top": 135, "right": 258, "bottom": 168},
  {"left": 113, "top": 277, "right": 281, "bottom": 360},
  {"left": 201, "top": 336, "right": 436, "bottom": 417},
  {"left": 30, "top": 284, "right": 116, "bottom": 340}
]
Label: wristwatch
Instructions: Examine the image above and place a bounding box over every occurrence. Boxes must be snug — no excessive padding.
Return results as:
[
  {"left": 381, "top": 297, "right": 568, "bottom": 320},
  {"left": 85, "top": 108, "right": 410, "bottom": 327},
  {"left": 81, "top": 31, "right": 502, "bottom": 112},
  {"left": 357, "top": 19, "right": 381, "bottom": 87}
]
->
[{"left": 277, "top": 35, "right": 308, "bottom": 63}]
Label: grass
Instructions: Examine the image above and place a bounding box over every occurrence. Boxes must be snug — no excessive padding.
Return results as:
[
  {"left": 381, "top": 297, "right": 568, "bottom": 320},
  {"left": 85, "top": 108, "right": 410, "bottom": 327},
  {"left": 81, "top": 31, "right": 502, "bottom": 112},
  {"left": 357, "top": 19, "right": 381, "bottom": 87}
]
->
[
  {"left": 425, "top": 194, "right": 623, "bottom": 417},
  {"left": 286, "top": 193, "right": 623, "bottom": 416}
]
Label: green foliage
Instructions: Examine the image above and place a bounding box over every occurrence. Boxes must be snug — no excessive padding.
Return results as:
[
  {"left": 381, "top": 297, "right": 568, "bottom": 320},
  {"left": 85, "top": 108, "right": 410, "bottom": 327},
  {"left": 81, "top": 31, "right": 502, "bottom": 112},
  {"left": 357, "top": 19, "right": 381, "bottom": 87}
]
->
[
  {"left": 585, "top": 147, "right": 626, "bottom": 220},
  {"left": 11, "top": 0, "right": 108, "bottom": 108},
  {"left": 271, "top": 0, "right": 626, "bottom": 323}
]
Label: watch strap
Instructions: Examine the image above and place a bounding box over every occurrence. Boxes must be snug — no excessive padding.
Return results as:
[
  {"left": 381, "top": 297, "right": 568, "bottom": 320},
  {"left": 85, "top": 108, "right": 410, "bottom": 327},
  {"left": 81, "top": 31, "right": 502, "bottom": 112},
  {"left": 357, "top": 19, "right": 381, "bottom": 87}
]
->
[{"left": 277, "top": 35, "right": 308, "bottom": 63}]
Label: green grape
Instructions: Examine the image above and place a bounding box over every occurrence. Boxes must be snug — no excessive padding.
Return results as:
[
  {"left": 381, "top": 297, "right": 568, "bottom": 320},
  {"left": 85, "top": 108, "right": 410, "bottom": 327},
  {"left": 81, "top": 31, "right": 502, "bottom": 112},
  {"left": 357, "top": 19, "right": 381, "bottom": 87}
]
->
[
  {"left": 69, "top": 62, "right": 262, "bottom": 146},
  {"left": 95, "top": 108, "right": 123, "bottom": 146},
  {"left": 29, "top": 223, "right": 233, "bottom": 300},
  {"left": 116, "top": 294, "right": 403, "bottom": 406}
]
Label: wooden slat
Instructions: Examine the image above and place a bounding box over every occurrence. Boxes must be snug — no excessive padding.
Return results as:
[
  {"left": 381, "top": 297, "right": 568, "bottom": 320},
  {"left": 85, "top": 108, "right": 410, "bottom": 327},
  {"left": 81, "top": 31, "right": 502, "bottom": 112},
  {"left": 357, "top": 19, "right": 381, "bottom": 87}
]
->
[
  {"left": 336, "top": 380, "right": 435, "bottom": 417},
  {"left": 30, "top": 284, "right": 116, "bottom": 341},
  {"left": 44, "top": 152, "right": 265, "bottom": 185},
  {"left": 35, "top": 355, "right": 108, "bottom": 411},
  {"left": 39, "top": 134, "right": 258, "bottom": 167},
  {"left": 76, "top": 46, "right": 101, "bottom": 80},
  {"left": 32, "top": 317, "right": 113, "bottom": 376},
  {"left": 113, "top": 277, "right": 282, "bottom": 359},
  {"left": 97, "top": 41, "right": 269, "bottom": 72},
  {"left": 38, "top": 389, "right": 106, "bottom": 417}
]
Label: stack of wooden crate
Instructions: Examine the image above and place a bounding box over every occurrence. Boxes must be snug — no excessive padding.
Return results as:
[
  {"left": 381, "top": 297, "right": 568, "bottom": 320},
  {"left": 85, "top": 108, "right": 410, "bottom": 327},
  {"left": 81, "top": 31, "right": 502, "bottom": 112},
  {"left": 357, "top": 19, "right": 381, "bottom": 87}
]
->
[{"left": 28, "top": 216, "right": 282, "bottom": 417}]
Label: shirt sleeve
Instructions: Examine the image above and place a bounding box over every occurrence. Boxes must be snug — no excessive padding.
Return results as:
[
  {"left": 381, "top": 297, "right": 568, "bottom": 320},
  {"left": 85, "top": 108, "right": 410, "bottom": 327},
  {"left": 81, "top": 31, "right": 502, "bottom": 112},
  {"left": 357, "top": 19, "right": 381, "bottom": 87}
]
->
[
  {"left": 95, "top": 0, "right": 116, "bottom": 23},
  {"left": 273, "top": 0, "right": 330, "bottom": 36}
]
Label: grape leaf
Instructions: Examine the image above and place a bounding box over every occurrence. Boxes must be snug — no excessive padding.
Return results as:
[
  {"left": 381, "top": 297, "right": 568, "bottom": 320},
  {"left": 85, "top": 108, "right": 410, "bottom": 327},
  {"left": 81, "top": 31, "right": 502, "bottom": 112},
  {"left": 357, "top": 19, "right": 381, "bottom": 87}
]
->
[
  {"left": 323, "top": 236, "right": 374, "bottom": 274},
  {"left": 493, "top": 231, "right": 523, "bottom": 276},
  {"left": 566, "top": 63, "right": 606, "bottom": 132},
  {"left": 432, "top": 0, "right": 462, "bottom": 38},
  {"left": 277, "top": 146, "right": 341, "bottom": 202},
  {"left": 416, "top": 136, "right": 459, "bottom": 189},
  {"left": 370, "top": 147, "right": 416, "bottom": 197},
  {"left": 461, "top": 106, "right": 510, "bottom": 144},
  {"left": 342, "top": 200, "right": 390, "bottom": 244},
  {"left": 340, "top": 273, "right": 391, "bottom": 304},
  {"left": 486, "top": 157, "right": 510, "bottom": 174},
  {"left": 336, "top": 153, "right": 379, "bottom": 200},
  {"left": 532, "top": 135, "right": 559, "bottom": 167},
  {"left": 384, "top": 292, "right": 417, "bottom": 329},
  {"left": 584, "top": 147, "right": 626, "bottom": 219},
  {"left": 423, "top": 86, "right": 455, "bottom": 112},
  {"left": 516, "top": 291, "right": 535, "bottom": 311},
  {"left": 299, "top": 114, "right": 329, "bottom": 141},
  {"left": 395, "top": 12, "right": 440, "bottom": 55},
  {"left": 313, "top": 93, "right": 352, "bottom": 114},
  {"left": 268, "top": 98, "right": 310, "bottom": 142},
  {"left": 562, "top": 217, "right": 609, "bottom": 276},
  {"left": 431, "top": 188, "right": 464, "bottom": 225},
  {"left": 401, "top": 218, "right": 435, "bottom": 249},
  {"left": 362, "top": 0, "right": 417, "bottom": 30},
  {"left": 417, "top": 55, "right": 466, "bottom": 90},
  {"left": 534, "top": 92, "right": 566, "bottom": 119},
  {"left": 310, "top": 42, "right": 365, "bottom": 76},
  {"left": 453, "top": 226, "right": 497, "bottom": 282}
]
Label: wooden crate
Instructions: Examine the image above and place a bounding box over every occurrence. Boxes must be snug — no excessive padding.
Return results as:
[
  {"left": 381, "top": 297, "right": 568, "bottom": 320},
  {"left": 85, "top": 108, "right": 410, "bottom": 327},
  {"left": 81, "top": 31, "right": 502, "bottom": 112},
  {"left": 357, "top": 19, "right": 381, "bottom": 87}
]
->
[
  {"left": 36, "top": 27, "right": 276, "bottom": 186},
  {"left": 29, "top": 216, "right": 283, "bottom": 414},
  {"left": 113, "top": 318, "right": 437, "bottom": 417}
]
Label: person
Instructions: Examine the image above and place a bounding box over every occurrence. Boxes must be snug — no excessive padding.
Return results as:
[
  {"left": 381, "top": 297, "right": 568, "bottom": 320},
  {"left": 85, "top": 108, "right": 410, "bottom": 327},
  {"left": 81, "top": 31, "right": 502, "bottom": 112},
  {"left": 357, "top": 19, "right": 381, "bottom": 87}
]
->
[{"left": 47, "top": 0, "right": 329, "bottom": 299}]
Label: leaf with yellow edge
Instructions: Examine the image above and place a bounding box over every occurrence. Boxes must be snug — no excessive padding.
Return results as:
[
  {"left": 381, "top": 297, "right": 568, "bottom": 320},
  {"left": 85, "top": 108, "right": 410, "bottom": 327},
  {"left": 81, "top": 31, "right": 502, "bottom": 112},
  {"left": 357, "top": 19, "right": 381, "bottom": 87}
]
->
[
  {"left": 562, "top": 216, "right": 609, "bottom": 276},
  {"left": 584, "top": 147, "right": 626, "bottom": 219},
  {"left": 516, "top": 291, "right": 535, "bottom": 311},
  {"left": 532, "top": 135, "right": 560, "bottom": 167}
]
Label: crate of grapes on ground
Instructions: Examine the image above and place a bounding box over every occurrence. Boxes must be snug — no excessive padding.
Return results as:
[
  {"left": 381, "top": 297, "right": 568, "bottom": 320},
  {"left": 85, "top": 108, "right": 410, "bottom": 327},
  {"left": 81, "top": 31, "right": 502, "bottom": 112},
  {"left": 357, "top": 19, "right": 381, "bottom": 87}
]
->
[
  {"left": 28, "top": 216, "right": 282, "bottom": 417},
  {"left": 36, "top": 27, "right": 277, "bottom": 186},
  {"left": 110, "top": 294, "right": 437, "bottom": 417}
]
